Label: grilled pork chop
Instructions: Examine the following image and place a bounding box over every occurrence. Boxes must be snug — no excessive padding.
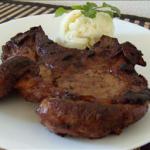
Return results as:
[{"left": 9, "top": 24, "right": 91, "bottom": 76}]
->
[
  {"left": 1, "top": 26, "right": 150, "bottom": 138},
  {"left": 0, "top": 56, "right": 38, "bottom": 98}
]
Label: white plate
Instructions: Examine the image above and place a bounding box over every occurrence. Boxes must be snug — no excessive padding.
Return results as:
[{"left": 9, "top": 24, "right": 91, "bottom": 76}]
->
[{"left": 0, "top": 14, "right": 150, "bottom": 150}]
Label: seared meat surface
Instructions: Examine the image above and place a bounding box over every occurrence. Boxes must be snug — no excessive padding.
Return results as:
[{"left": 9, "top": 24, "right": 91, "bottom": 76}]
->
[
  {"left": 0, "top": 56, "right": 38, "bottom": 98},
  {"left": 38, "top": 98, "right": 148, "bottom": 138},
  {"left": 1, "top": 26, "right": 150, "bottom": 138}
]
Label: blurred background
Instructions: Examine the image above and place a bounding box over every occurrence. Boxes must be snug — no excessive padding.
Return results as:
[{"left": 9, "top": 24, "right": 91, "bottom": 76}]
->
[{"left": 14, "top": 0, "right": 150, "bottom": 18}]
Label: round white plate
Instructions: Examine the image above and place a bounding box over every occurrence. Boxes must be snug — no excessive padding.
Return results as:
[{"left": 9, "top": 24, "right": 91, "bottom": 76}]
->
[{"left": 0, "top": 14, "right": 150, "bottom": 150}]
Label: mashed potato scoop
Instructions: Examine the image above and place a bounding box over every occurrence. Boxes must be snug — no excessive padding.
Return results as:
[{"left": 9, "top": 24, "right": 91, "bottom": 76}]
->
[{"left": 56, "top": 10, "right": 114, "bottom": 49}]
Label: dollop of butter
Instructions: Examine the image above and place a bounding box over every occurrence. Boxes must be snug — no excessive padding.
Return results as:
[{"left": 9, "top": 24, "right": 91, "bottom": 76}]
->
[{"left": 56, "top": 10, "right": 114, "bottom": 50}]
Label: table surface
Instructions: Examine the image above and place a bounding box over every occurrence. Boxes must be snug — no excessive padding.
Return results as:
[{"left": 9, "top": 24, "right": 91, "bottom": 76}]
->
[
  {"left": 18, "top": 0, "right": 150, "bottom": 18},
  {"left": 0, "top": 0, "right": 149, "bottom": 150}
]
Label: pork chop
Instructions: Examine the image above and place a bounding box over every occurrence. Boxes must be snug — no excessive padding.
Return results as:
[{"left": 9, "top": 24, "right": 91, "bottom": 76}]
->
[{"left": 1, "top": 26, "right": 149, "bottom": 138}]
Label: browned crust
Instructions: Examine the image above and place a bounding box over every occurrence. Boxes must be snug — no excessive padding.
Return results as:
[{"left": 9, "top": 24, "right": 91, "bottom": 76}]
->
[
  {"left": 0, "top": 56, "right": 39, "bottom": 98},
  {"left": 37, "top": 98, "right": 148, "bottom": 138},
  {"left": 1, "top": 26, "right": 150, "bottom": 139},
  {"left": 1, "top": 26, "right": 48, "bottom": 62}
]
